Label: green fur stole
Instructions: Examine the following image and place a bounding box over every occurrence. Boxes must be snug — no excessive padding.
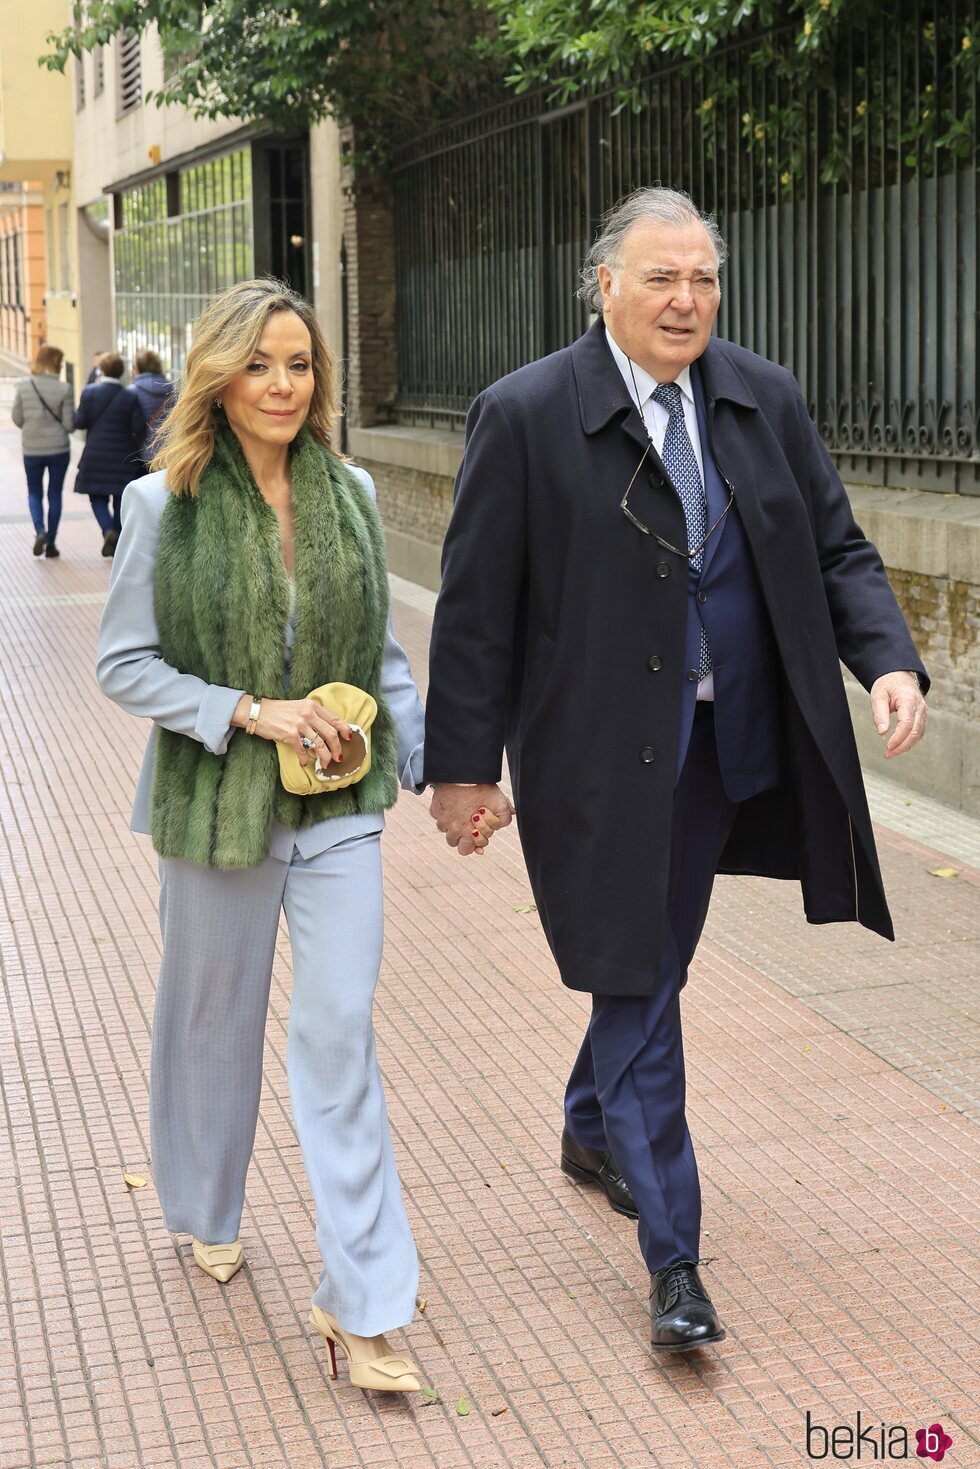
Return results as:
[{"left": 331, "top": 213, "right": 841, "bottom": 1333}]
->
[{"left": 151, "top": 423, "right": 397, "bottom": 869}]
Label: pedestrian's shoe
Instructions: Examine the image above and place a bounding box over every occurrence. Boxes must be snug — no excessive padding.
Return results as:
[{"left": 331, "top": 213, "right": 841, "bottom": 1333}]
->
[
  {"left": 101, "top": 528, "right": 118, "bottom": 557},
  {"left": 309, "top": 1305, "right": 421, "bottom": 1393},
  {"left": 650, "top": 1261, "right": 726, "bottom": 1351},
  {"left": 33, "top": 531, "right": 46, "bottom": 556},
  {"left": 191, "top": 1237, "right": 244, "bottom": 1283},
  {"left": 560, "top": 1127, "right": 638, "bottom": 1219},
  {"left": 44, "top": 542, "right": 60, "bottom": 558}
]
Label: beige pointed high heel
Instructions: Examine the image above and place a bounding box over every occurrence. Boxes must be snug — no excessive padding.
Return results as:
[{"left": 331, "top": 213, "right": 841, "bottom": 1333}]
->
[
  {"left": 308, "top": 1305, "right": 421, "bottom": 1393},
  {"left": 192, "top": 1237, "right": 244, "bottom": 1283}
]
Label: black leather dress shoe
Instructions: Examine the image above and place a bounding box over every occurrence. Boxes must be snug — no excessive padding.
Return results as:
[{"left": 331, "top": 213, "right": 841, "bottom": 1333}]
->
[
  {"left": 650, "top": 1261, "right": 726, "bottom": 1351},
  {"left": 560, "top": 1128, "right": 638, "bottom": 1219}
]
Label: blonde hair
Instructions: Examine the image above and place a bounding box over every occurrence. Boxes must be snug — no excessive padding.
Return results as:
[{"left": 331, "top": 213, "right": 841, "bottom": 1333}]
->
[
  {"left": 32, "top": 344, "right": 64, "bottom": 374},
  {"left": 152, "top": 278, "right": 342, "bottom": 496}
]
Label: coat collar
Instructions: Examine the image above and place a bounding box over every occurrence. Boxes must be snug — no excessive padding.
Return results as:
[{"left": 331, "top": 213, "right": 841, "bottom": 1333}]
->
[{"left": 571, "top": 319, "right": 758, "bottom": 439}]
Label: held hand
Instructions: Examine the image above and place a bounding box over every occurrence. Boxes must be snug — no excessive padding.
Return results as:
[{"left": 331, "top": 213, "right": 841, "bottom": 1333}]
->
[
  {"left": 869, "top": 672, "right": 927, "bottom": 759},
  {"left": 234, "top": 695, "right": 352, "bottom": 767},
  {"left": 429, "top": 782, "right": 515, "bottom": 857}
]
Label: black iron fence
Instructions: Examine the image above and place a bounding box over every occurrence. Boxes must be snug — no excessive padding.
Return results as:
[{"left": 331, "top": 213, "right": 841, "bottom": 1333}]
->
[{"left": 392, "top": 2, "right": 979, "bottom": 492}]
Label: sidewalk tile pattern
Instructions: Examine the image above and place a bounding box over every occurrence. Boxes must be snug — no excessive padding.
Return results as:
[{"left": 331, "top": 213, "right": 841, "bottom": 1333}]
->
[{"left": 0, "top": 434, "right": 977, "bottom": 1469}]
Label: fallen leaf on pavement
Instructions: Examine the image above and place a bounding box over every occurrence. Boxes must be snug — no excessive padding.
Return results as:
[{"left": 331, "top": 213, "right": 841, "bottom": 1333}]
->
[
  {"left": 123, "top": 1173, "right": 147, "bottom": 1189},
  {"left": 456, "top": 1396, "right": 470, "bottom": 1416},
  {"left": 929, "top": 867, "right": 959, "bottom": 879}
]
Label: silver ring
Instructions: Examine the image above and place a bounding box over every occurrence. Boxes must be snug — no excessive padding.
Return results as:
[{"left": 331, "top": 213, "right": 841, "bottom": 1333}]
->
[{"left": 301, "top": 736, "right": 317, "bottom": 749}]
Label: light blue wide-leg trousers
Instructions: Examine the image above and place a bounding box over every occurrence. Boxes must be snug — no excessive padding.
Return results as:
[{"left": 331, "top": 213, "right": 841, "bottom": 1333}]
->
[{"left": 150, "top": 830, "right": 419, "bottom": 1336}]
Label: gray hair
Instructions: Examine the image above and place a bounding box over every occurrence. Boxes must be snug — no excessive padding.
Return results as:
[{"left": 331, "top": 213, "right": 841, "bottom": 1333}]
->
[{"left": 578, "top": 187, "right": 728, "bottom": 314}]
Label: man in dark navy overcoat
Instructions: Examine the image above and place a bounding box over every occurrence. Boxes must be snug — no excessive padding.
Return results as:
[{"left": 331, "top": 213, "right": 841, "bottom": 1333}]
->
[{"left": 423, "top": 187, "right": 928, "bottom": 1351}]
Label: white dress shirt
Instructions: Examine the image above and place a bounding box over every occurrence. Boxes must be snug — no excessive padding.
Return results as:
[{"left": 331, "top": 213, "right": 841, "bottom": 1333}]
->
[{"left": 605, "top": 327, "right": 714, "bottom": 700}]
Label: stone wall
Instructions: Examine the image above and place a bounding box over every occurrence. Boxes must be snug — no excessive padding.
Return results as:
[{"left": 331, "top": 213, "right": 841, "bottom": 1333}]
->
[
  {"left": 890, "top": 570, "right": 977, "bottom": 725},
  {"left": 339, "top": 151, "right": 397, "bottom": 428},
  {"left": 360, "top": 458, "right": 455, "bottom": 546},
  {"left": 843, "top": 487, "right": 979, "bottom": 814}
]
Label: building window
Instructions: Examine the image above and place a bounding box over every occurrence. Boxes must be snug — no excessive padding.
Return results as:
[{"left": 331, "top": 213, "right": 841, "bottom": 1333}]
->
[
  {"left": 75, "top": 52, "right": 85, "bottom": 110},
  {"left": 93, "top": 44, "right": 105, "bottom": 96},
  {"left": 118, "top": 31, "right": 142, "bottom": 114},
  {"left": 45, "top": 207, "right": 56, "bottom": 282},
  {"left": 58, "top": 203, "right": 72, "bottom": 292},
  {"left": 256, "top": 143, "right": 310, "bottom": 298},
  {"left": 12, "top": 230, "right": 22, "bottom": 306},
  {"left": 114, "top": 147, "right": 254, "bottom": 372}
]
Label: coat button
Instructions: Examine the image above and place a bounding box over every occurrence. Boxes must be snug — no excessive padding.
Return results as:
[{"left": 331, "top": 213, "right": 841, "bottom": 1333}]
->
[
  {"left": 687, "top": 669, "right": 698, "bottom": 682},
  {"left": 648, "top": 655, "right": 663, "bottom": 672},
  {"left": 697, "top": 589, "right": 708, "bottom": 603},
  {"left": 639, "top": 746, "right": 656, "bottom": 763},
  {"left": 656, "top": 562, "right": 671, "bottom": 578}
]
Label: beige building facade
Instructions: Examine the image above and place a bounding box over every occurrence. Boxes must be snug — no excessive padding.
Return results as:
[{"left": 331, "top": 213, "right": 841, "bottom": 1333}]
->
[
  {"left": 0, "top": 0, "right": 78, "bottom": 382},
  {"left": 71, "top": 25, "right": 347, "bottom": 386}
]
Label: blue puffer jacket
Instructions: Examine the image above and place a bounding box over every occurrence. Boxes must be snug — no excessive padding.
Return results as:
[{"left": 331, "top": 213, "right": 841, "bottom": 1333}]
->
[
  {"left": 73, "top": 380, "right": 147, "bottom": 497},
  {"left": 129, "top": 372, "right": 175, "bottom": 467}
]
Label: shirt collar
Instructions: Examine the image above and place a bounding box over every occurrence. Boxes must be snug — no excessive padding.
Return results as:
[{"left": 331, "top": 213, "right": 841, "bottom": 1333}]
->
[{"left": 604, "top": 326, "right": 694, "bottom": 412}]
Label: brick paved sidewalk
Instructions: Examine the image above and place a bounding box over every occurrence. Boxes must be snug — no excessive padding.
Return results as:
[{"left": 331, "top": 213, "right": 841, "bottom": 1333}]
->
[{"left": 0, "top": 429, "right": 976, "bottom": 1469}]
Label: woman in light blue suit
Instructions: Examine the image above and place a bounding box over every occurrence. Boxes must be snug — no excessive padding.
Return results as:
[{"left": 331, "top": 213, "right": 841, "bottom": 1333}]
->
[{"left": 97, "top": 280, "right": 486, "bottom": 1394}]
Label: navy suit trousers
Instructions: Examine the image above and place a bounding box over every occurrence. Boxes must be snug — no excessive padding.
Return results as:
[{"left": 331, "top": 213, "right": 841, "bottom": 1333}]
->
[{"left": 564, "top": 704, "right": 740, "bottom": 1274}]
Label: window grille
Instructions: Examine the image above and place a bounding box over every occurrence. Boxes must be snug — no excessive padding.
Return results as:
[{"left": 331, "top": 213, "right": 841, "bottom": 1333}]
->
[
  {"left": 391, "top": 2, "right": 980, "bottom": 492},
  {"left": 114, "top": 147, "right": 254, "bottom": 374},
  {"left": 74, "top": 53, "right": 85, "bottom": 110},
  {"left": 118, "top": 30, "right": 142, "bottom": 114},
  {"left": 93, "top": 44, "right": 105, "bottom": 96}
]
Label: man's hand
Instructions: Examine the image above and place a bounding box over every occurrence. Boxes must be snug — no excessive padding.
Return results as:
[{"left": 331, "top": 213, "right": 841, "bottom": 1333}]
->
[
  {"left": 869, "top": 672, "right": 927, "bottom": 759},
  {"left": 429, "top": 783, "right": 515, "bottom": 857}
]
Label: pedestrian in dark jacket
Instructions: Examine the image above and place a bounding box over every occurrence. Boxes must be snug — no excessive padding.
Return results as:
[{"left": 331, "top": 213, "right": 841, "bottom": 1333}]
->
[
  {"left": 129, "top": 350, "right": 175, "bottom": 471},
  {"left": 11, "top": 344, "right": 75, "bottom": 559},
  {"left": 73, "top": 352, "right": 146, "bottom": 556}
]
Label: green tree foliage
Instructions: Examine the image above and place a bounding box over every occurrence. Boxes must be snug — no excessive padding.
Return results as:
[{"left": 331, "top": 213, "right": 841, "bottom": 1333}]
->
[
  {"left": 486, "top": 0, "right": 979, "bottom": 185},
  {"left": 45, "top": 1, "right": 977, "bottom": 181},
  {"left": 43, "top": 1, "right": 495, "bottom": 165}
]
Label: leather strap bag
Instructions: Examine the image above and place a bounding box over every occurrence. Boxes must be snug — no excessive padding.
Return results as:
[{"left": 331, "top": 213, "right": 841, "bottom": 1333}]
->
[{"left": 30, "top": 379, "right": 67, "bottom": 427}]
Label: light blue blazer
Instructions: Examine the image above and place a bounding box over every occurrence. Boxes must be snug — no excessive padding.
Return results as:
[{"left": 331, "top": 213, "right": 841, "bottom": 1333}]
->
[{"left": 97, "top": 468, "right": 426, "bottom": 862}]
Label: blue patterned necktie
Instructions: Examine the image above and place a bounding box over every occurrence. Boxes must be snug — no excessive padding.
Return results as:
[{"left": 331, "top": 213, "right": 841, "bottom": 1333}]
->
[{"left": 651, "top": 381, "right": 712, "bottom": 679}]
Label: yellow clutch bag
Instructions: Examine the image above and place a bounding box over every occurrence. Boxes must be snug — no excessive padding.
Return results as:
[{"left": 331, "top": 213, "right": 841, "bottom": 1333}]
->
[{"left": 276, "top": 682, "right": 377, "bottom": 795}]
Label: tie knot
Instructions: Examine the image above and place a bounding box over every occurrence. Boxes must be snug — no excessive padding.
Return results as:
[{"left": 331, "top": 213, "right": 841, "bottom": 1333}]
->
[{"left": 652, "top": 381, "right": 683, "bottom": 415}]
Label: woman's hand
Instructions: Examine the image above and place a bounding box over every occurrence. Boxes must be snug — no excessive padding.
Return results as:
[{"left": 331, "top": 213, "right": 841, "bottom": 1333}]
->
[
  {"left": 429, "top": 783, "right": 515, "bottom": 856},
  {"left": 233, "top": 695, "right": 351, "bottom": 766}
]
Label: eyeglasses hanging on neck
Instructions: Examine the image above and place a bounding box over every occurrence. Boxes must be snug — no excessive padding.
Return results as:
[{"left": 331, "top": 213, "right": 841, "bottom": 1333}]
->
[{"left": 620, "top": 357, "right": 734, "bottom": 558}]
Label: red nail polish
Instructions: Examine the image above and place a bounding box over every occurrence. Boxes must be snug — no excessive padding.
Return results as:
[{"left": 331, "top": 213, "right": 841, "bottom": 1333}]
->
[
  {"left": 478, "top": 808, "right": 486, "bottom": 815},
  {"left": 472, "top": 830, "right": 479, "bottom": 838},
  {"left": 344, "top": 731, "right": 352, "bottom": 740}
]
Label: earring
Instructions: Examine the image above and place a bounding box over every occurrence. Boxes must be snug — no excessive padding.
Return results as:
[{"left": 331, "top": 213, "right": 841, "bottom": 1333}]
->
[{"left": 213, "top": 397, "right": 222, "bottom": 409}]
